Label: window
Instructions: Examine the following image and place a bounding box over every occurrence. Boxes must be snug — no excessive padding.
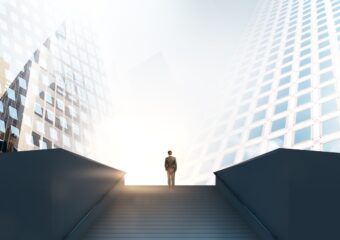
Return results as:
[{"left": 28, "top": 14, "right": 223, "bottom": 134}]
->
[
  {"left": 301, "top": 39, "right": 311, "bottom": 48},
  {"left": 45, "top": 93, "right": 53, "bottom": 105},
  {"left": 320, "top": 71, "right": 334, "bottom": 82},
  {"left": 32, "top": 132, "right": 40, "bottom": 147},
  {"left": 274, "top": 101, "right": 288, "bottom": 114},
  {"left": 301, "top": 32, "right": 311, "bottom": 40},
  {"left": 257, "top": 95, "right": 269, "bottom": 107},
  {"left": 271, "top": 117, "right": 286, "bottom": 132},
  {"left": 9, "top": 106, "right": 17, "bottom": 120},
  {"left": 0, "top": 120, "right": 5, "bottom": 133},
  {"left": 243, "top": 145, "right": 260, "bottom": 160},
  {"left": 319, "top": 49, "right": 331, "bottom": 58},
  {"left": 266, "top": 63, "right": 276, "bottom": 71},
  {"left": 281, "top": 65, "right": 292, "bottom": 74},
  {"left": 299, "top": 68, "right": 311, "bottom": 78},
  {"left": 233, "top": 117, "right": 246, "bottom": 130},
  {"left": 40, "top": 140, "right": 47, "bottom": 149},
  {"left": 300, "top": 48, "right": 311, "bottom": 57},
  {"left": 260, "top": 83, "right": 272, "bottom": 94},
  {"left": 296, "top": 108, "right": 311, "bottom": 123},
  {"left": 20, "top": 95, "right": 26, "bottom": 106},
  {"left": 322, "top": 117, "right": 340, "bottom": 135},
  {"left": 320, "top": 84, "right": 336, "bottom": 98},
  {"left": 282, "top": 55, "right": 293, "bottom": 64},
  {"left": 323, "top": 139, "right": 340, "bottom": 152},
  {"left": 221, "top": 152, "right": 236, "bottom": 167},
  {"left": 11, "top": 125, "right": 19, "bottom": 137},
  {"left": 318, "top": 32, "right": 328, "bottom": 40},
  {"left": 0, "top": 101, "right": 3, "bottom": 113},
  {"left": 268, "top": 135, "right": 284, "bottom": 150},
  {"left": 318, "top": 25, "right": 327, "bottom": 32},
  {"left": 19, "top": 77, "right": 27, "bottom": 89},
  {"left": 284, "top": 47, "right": 294, "bottom": 55},
  {"left": 300, "top": 57, "right": 311, "bottom": 67},
  {"left": 279, "top": 75, "right": 291, "bottom": 86},
  {"left": 294, "top": 126, "right": 311, "bottom": 144},
  {"left": 286, "top": 39, "right": 294, "bottom": 47},
  {"left": 320, "top": 59, "right": 332, "bottom": 70},
  {"left": 253, "top": 110, "right": 266, "bottom": 122},
  {"left": 249, "top": 125, "right": 263, "bottom": 140},
  {"left": 277, "top": 88, "right": 289, "bottom": 99},
  {"left": 297, "top": 93, "right": 311, "bottom": 106},
  {"left": 263, "top": 72, "right": 274, "bottom": 81},
  {"left": 318, "top": 40, "right": 329, "bottom": 49},
  {"left": 45, "top": 109, "right": 55, "bottom": 123},
  {"left": 34, "top": 103, "right": 43, "bottom": 116},
  {"left": 7, "top": 88, "right": 15, "bottom": 101},
  {"left": 298, "top": 79, "right": 311, "bottom": 91},
  {"left": 321, "top": 99, "right": 338, "bottom": 115},
  {"left": 56, "top": 99, "right": 65, "bottom": 111},
  {"left": 60, "top": 117, "right": 68, "bottom": 129}
]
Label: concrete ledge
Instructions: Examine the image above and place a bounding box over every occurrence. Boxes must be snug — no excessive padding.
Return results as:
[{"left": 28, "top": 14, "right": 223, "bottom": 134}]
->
[
  {"left": 0, "top": 149, "right": 125, "bottom": 240},
  {"left": 215, "top": 148, "right": 340, "bottom": 240}
]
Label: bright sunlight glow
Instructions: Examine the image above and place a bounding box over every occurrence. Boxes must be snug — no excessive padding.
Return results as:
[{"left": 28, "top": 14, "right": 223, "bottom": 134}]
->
[{"left": 51, "top": 0, "right": 256, "bottom": 185}]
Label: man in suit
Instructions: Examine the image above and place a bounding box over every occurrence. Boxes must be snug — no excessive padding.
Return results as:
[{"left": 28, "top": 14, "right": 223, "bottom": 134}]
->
[{"left": 165, "top": 150, "right": 177, "bottom": 191}]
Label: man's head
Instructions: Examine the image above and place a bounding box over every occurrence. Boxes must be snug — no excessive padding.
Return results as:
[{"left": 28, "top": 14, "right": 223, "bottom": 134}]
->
[{"left": 168, "top": 150, "right": 172, "bottom": 155}]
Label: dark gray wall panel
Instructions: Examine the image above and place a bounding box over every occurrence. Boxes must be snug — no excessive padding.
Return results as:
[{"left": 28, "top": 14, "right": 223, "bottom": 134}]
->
[
  {"left": 0, "top": 149, "right": 125, "bottom": 240},
  {"left": 215, "top": 148, "right": 340, "bottom": 240}
]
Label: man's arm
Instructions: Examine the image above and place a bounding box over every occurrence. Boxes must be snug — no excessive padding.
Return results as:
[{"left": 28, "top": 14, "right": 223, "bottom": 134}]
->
[
  {"left": 165, "top": 158, "right": 168, "bottom": 170},
  {"left": 174, "top": 158, "right": 177, "bottom": 171}
]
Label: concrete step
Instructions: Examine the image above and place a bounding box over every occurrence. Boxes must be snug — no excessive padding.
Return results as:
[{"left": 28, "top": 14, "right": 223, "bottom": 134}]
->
[{"left": 82, "top": 186, "right": 259, "bottom": 240}]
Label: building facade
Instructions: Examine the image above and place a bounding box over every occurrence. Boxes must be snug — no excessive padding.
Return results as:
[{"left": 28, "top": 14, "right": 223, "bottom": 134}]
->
[
  {"left": 184, "top": 0, "right": 340, "bottom": 184},
  {"left": 0, "top": 0, "right": 110, "bottom": 156}
]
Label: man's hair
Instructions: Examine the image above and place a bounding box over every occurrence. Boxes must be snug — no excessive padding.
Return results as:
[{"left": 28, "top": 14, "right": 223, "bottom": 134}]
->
[{"left": 168, "top": 150, "right": 172, "bottom": 155}]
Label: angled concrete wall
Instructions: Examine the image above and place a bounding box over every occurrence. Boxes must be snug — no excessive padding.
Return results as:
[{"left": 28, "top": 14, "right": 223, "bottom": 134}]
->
[
  {"left": 0, "top": 149, "right": 125, "bottom": 240},
  {"left": 215, "top": 148, "right": 340, "bottom": 240}
]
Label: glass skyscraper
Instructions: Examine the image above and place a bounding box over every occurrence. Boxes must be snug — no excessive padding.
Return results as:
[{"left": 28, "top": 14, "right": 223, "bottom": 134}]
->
[
  {"left": 0, "top": 0, "right": 110, "bottom": 156},
  {"left": 184, "top": 0, "right": 340, "bottom": 184}
]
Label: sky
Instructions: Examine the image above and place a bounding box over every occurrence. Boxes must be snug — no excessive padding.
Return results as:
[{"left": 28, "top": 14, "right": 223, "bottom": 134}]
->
[{"left": 60, "top": 0, "right": 260, "bottom": 184}]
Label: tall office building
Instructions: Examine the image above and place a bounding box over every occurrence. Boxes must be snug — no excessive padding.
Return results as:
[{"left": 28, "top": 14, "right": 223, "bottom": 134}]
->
[
  {"left": 184, "top": 0, "right": 340, "bottom": 184},
  {"left": 0, "top": 0, "right": 110, "bottom": 156},
  {"left": 0, "top": 0, "right": 62, "bottom": 89}
]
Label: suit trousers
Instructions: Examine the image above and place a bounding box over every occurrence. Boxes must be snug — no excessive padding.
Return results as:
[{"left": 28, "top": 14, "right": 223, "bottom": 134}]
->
[{"left": 167, "top": 169, "right": 175, "bottom": 187}]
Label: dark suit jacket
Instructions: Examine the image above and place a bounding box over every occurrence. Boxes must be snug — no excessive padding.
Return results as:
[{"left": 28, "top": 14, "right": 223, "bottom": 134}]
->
[{"left": 165, "top": 156, "right": 177, "bottom": 172}]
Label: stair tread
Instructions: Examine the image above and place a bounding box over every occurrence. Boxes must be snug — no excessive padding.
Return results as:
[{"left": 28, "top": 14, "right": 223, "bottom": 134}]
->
[{"left": 82, "top": 186, "right": 259, "bottom": 240}]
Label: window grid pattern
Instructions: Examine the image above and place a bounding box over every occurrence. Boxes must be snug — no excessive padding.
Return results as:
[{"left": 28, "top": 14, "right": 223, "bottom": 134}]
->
[{"left": 183, "top": 0, "right": 340, "bottom": 184}]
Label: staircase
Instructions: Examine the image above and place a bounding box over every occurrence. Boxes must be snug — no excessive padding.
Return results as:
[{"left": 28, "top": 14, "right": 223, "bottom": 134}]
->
[{"left": 82, "top": 186, "right": 259, "bottom": 240}]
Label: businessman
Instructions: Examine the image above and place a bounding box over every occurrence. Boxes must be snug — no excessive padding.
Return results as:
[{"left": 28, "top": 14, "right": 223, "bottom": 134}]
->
[{"left": 165, "top": 150, "right": 177, "bottom": 191}]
